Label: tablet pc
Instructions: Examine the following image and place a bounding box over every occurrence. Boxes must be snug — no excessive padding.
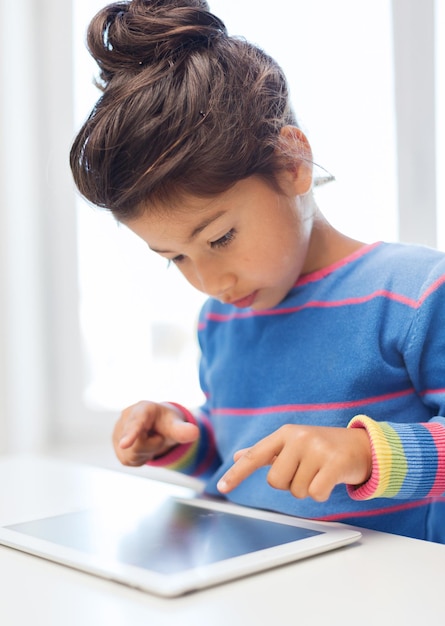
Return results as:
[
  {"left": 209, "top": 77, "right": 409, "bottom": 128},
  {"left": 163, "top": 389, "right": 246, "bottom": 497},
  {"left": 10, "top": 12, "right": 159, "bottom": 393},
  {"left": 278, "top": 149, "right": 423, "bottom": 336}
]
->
[{"left": 0, "top": 493, "right": 361, "bottom": 597}]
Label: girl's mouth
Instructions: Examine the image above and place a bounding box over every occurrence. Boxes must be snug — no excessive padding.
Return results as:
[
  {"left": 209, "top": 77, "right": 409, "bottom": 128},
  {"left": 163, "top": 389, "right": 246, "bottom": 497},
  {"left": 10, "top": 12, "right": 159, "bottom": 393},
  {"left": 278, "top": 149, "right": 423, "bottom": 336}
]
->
[{"left": 230, "top": 291, "right": 258, "bottom": 308}]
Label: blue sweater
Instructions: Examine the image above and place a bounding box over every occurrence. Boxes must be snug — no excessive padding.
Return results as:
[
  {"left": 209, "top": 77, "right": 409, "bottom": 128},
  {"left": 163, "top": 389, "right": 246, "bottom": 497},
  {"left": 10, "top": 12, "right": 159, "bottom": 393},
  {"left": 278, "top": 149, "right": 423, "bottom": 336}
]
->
[{"left": 151, "top": 242, "right": 445, "bottom": 542}]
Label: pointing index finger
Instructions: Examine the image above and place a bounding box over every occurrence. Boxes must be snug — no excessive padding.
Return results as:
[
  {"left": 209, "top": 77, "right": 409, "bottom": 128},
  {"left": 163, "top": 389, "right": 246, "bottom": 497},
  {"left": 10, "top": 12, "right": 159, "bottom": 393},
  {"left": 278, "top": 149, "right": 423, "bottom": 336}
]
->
[{"left": 217, "top": 438, "right": 280, "bottom": 493}]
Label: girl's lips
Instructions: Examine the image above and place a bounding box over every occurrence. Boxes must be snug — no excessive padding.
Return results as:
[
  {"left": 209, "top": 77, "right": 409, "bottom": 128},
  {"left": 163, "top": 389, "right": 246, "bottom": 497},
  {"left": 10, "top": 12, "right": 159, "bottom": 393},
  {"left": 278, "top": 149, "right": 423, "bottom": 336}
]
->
[{"left": 230, "top": 291, "right": 258, "bottom": 308}]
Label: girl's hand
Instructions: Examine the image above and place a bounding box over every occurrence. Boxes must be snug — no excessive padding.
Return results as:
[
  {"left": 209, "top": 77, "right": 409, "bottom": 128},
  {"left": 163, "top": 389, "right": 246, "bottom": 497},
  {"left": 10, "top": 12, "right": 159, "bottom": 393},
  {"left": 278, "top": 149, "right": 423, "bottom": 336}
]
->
[
  {"left": 217, "top": 425, "right": 372, "bottom": 502},
  {"left": 112, "top": 401, "right": 199, "bottom": 466}
]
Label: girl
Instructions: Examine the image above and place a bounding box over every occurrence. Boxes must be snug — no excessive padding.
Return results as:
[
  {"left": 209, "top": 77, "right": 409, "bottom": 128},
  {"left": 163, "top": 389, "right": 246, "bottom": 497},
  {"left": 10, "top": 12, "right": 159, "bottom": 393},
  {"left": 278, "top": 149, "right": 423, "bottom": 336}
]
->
[{"left": 70, "top": 0, "right": 445, "bottom": 542}]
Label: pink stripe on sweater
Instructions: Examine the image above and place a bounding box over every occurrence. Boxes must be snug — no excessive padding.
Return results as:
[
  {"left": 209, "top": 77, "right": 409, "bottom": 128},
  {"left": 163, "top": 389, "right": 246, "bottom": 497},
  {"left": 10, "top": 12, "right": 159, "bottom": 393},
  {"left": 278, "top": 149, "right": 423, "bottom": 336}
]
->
[
  {"left": 212, "top": 388, "right": 414, "bottom": 416},
  {"left": 420, "top": 388, "right": 445, "bottom": 397},
  {"left": 204, "top": 288, "right": 418, "bottom": 323},
  {"left": 285, "top": 290, "right": 417, "bottom": 310},
  {"left": 296, "top": 242, "right": 382, "bottom": 287},
  {"left": 418, "top": 274, "right": 445, "bottom": 305}
]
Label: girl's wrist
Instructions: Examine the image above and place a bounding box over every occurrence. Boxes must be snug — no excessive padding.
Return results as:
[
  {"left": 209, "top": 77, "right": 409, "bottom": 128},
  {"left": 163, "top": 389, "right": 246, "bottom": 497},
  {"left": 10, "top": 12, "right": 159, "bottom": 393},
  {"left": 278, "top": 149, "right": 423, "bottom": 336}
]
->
[{"left": 346, "top": 415, "right": 381, "bottom": 500}]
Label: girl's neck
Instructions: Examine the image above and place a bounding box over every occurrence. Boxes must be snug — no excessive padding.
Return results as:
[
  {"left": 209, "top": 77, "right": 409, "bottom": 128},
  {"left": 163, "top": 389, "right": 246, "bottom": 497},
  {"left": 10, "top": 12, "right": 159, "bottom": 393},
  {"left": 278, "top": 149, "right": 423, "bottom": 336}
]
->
[{"left": 304, "top": 209, "right": 365, "bottom": 275}]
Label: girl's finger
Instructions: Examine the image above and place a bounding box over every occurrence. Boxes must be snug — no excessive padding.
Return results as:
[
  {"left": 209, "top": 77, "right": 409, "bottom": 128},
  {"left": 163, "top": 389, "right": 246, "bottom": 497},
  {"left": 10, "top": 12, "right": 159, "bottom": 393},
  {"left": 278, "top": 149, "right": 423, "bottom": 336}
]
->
[
  {"left": 217, "top": 436, "right": 283, "bottom": 493},
  {"left": 233, "top": 447, "right": 249, "bottom": 462},
  {"left": 305, "top": 466, "right": 339, "bottom": 502}
]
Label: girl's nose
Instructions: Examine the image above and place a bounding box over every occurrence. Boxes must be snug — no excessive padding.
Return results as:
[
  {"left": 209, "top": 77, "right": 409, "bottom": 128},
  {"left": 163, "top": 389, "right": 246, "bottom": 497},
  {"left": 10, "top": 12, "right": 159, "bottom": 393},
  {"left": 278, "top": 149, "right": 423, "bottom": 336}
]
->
[{"left": 195, "top": 262, "right": 236, "bottom": 298}]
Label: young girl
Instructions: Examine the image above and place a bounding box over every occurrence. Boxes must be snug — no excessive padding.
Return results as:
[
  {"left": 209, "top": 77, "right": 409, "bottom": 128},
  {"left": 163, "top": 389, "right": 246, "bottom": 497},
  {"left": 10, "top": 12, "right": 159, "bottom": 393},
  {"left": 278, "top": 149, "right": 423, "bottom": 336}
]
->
[{"left": 71, "top": 0, "right": 445, "bottom": 542}]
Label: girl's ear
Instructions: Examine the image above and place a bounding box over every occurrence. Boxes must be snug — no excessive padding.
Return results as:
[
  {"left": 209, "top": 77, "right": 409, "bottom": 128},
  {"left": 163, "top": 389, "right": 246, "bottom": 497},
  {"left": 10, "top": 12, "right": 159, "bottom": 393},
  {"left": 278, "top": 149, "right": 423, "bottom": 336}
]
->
[{"left": 278, "top": 126, "right": 313, "bottom": 195}]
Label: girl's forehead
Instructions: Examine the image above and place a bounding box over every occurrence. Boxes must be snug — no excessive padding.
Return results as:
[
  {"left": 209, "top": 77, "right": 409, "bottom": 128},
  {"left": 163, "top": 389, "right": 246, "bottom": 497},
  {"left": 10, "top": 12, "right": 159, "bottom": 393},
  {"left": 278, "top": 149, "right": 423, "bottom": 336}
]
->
[
  {"left": 142, "top": 194, "right": 228, "bottom": 228},
  {"left": 144, "top": 175, "right": 268, "bottom": 216},
  {"left": 136, "top": 180, "right": 247, "bottom": 227}
]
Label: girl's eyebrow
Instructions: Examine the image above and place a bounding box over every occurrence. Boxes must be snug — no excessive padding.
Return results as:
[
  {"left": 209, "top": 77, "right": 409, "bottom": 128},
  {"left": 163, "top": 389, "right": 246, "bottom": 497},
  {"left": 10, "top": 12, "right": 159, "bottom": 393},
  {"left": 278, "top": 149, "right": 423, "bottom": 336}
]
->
[
  {"left": 149, "top": 210, "right": 227, "bottom": 254},
  {"left": 188, "top": 210, "right": 226, "bottom": 240}
]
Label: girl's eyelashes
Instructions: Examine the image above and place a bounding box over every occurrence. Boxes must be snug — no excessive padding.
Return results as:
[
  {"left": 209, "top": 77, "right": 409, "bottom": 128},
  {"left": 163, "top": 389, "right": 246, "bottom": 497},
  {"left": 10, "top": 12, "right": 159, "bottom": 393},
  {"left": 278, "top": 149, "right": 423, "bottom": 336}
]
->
[
  {"left": 210, "top": 228, "right": 236, "bottom": 249},
  {"left": 166, "top": 229, "right": 236, "bottom": 267},
  {"left": 169, "top": 254, "right": 185, "bottom": 266}
]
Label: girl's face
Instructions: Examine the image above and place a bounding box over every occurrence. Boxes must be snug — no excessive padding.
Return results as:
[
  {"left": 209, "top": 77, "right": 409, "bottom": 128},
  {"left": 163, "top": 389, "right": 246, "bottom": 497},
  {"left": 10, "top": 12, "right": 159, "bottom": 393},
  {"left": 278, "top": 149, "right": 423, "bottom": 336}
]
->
[{"left": 125, "top": 174, "right": 318, "bottom": 310}]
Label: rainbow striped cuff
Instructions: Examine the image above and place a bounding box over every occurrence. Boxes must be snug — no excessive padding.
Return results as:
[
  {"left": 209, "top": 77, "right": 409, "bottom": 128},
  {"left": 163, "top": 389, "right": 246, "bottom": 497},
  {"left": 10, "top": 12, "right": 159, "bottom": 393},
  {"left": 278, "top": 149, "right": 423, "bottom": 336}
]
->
[
  {"left": 347, "top": 414, "right": 445, "bottom": 500},
  {"left": 346, "top": 415, "right": 406, "bottom": 499}
]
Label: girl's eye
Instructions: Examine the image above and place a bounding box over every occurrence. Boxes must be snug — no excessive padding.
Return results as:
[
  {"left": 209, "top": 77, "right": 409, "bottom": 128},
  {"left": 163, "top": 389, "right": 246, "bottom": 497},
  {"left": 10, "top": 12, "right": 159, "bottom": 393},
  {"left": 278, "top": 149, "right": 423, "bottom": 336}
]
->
[
  {"left": 210, "top": 228, "right": 236, "bottom": 249},
  {"left": 166, "top": 229, "right": 236, "bottom": 267},
  {"left": 167, "top": 254, "right": 185, "bottom": 267}
]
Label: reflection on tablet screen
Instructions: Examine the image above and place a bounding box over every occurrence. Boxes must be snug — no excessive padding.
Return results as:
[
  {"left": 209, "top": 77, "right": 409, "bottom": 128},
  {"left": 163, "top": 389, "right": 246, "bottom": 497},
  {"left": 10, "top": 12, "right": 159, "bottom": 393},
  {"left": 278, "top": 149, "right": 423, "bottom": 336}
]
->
[{"left": 7, "top": 501, "right": 322, "bottom": 575}]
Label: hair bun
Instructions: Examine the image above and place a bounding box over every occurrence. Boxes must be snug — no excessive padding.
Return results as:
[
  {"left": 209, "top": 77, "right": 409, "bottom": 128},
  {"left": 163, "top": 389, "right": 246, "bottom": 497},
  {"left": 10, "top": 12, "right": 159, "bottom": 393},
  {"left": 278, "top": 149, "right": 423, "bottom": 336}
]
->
[{"left": 87, "top": 0, "right": 227, "bottom": 85}]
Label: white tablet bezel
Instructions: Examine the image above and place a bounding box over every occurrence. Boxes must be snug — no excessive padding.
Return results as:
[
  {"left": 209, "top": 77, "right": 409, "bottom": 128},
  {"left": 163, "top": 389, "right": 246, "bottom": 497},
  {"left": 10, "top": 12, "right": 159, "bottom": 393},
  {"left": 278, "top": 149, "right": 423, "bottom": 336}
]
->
[{"left": 0, "top": 496, "right": 361, "bottom": 597}]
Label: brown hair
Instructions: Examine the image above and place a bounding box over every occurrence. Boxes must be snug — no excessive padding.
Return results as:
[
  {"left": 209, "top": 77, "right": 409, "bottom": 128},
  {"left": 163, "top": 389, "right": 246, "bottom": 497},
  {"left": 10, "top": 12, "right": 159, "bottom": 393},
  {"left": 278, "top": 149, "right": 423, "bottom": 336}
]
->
[{"left": 70, "top": 0, "right": 298, "bottom": 219}]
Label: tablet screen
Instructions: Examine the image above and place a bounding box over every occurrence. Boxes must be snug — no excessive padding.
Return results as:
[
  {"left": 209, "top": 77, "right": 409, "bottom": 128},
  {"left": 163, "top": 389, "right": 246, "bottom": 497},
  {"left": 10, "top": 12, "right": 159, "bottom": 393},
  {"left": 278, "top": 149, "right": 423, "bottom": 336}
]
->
[{"left": 6, "top": 500, "right": 322, "bottom": 575}]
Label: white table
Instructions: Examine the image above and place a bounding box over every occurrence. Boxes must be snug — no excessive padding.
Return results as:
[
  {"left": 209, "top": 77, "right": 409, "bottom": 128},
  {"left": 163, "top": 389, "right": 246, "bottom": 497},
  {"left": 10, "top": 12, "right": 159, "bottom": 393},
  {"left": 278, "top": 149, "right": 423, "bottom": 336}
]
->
[{"left": 0, "top": 455, "right": 443, "bottom": 626}]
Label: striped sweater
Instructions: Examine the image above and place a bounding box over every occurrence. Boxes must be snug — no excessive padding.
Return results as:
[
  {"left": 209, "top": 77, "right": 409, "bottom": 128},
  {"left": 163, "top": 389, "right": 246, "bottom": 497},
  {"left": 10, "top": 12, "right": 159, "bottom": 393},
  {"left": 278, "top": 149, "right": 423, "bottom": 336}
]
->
[{"left": 150, "top": 242, "right": 445, "bottom": 542}]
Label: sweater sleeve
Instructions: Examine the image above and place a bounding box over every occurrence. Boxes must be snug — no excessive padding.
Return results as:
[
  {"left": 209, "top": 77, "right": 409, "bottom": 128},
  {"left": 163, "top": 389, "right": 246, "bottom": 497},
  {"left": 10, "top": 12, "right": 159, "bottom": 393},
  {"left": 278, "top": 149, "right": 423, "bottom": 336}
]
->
[
  {"left": 347, "top": 265, "right": 445, "bottom": 501},
  {"left": 147, "top": 402, "right": 221, "bottom": 479}
]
